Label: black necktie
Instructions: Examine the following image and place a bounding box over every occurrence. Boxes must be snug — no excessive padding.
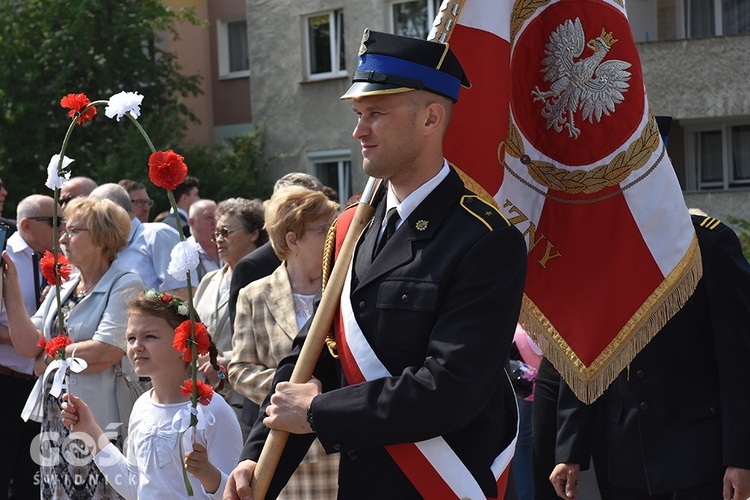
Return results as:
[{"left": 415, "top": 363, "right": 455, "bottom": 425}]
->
[
  {"left": 32, "top": 252, "right": 41, "bottom": 308},
  {"left": 374, "top": 208, "right": 399, "bottom": 259}
]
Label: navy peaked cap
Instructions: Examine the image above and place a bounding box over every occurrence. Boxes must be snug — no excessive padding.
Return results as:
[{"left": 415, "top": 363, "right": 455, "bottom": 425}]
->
[{"left": 340, "top": 29, "right": 470, "bottom": 102}]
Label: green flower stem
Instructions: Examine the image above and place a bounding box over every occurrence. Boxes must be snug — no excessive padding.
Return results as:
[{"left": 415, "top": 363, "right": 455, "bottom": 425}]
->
[
  {"left": 127, "top": 105, "right": 199, "bottom": 494},
  {"left": 51, "top": 98, "right": 199, "bottom": 498},
  {"left": 125, "top": 113, "right": 156, "bottom": 153},
  {"left": 178, "top": 430, "right": 195, "bottom": 496},
  {"left": 50, "top": 100, "right": 106, "bottom": 335}
]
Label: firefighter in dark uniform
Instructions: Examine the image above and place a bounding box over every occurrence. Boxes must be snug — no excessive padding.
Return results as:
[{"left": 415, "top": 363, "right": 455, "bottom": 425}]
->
[
  {"left": 551, "top": 213, "right": 750, "bottom": 500},
  {"left": 224, "top": 29, "right": 527, "bottom": 499}
]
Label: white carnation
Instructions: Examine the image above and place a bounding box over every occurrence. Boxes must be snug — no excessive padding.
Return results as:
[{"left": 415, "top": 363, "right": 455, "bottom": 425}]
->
[
  {"left": 167, "top": 240, "right": 200, "bottom": 282},
  {"left": 105, "top": 91, "right": 144, "bottom": 121}
]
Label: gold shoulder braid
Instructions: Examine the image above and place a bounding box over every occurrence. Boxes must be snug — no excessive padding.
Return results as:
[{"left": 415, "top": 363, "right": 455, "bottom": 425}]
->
[
  {"left": 698, "top": 216, "right": 721, "bottom": 230},
  {"left": 322, "top": 217, "right": 340, "bottom": 358}
]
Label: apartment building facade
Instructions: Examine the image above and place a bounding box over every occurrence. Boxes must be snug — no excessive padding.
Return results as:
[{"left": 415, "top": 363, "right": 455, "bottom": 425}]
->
[{"left": 243, "top": 0, "right": 750, "bottom": 217}]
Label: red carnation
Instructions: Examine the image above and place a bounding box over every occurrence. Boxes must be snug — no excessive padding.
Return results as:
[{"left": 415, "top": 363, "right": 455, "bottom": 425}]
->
[
  {"left": 41, "top": 334, "right": 71, "bottom": 359},
  {"left": 180, "top": 379, "right": 214, "bottom": 406},
  {"left": 160, "top": 292, "right": 172, "bottom": 304},
  {"left": 148, "top": 150, "right": 187, "bottom": 191},
  {"left": 40, "top": 251, "right": 72, "bottom": 286},
  {"left": 173, "top": 321, "right": 210, "bottom": 362},
  {"left": 60, "top": 93, "right": 97, "bottom": 125}
]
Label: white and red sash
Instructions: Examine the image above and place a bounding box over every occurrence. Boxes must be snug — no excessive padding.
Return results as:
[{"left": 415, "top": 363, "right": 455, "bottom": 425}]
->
[{"left": 333, "top": 227, "right": 515, "bottom": 499}]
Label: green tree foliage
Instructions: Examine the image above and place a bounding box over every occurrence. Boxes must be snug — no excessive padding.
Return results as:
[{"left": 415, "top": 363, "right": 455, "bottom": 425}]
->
[
  {"left": 158, "top": 127, "right": 275, "bottom": 217},
  {"left": 0, "top": 0, "right": 203, "bottom": 213}
]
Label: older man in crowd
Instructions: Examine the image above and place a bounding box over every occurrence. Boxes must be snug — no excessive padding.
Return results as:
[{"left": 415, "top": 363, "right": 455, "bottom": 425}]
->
[
  {"left": 188, "top": 199, "right": 221, "bottom": 281},
  {"left": 0, "top": 194, "right": 61, "bottom": 498},
  {"left": 59, "top": 176, "right": 97, "bottom": 209}
]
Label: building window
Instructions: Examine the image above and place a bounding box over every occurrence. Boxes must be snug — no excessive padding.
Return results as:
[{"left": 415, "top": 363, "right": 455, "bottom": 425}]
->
[
  {"left": 390, "top": 0, "right": 442, "bottom": 39},
  {"left": 218, "top": 19, "right": 249, "bottom": 79},
  {"left": 308, "top": 150, "right": 352, "bottom": 205},
  {"left": 686, "top": 122, "right": 750, "bottom": 190},
  {"left": 305, "top": 10, "right": 346, "bottom": 80},
  {"left": 683, "top": 0, "right": 750, "bottom": 38}
]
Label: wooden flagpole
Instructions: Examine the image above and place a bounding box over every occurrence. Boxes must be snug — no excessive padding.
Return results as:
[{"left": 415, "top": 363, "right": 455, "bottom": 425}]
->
[{"left": 250, "top": 2, "right": 467, "bottom": 497}]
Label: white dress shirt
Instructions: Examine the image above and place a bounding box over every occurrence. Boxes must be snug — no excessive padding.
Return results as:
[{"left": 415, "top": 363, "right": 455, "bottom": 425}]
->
[
  {"left": 0, "top": 231, "right": 40, "bottom": 374},
  {"left": 115, "top": 218, "right": 196, "bottom": 292}
]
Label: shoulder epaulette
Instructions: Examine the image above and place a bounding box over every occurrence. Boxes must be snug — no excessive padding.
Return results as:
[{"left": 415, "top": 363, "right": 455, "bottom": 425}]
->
[
  {"left": 460, "top": 194, "right": 510, "bottom": 231},
  {"left": 698, "top": 216, "right": 722, "bottom": 230}
]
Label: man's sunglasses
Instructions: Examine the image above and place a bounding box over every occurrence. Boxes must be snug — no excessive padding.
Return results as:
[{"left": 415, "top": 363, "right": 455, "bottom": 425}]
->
[{"left": 28, "top": 216, "right": 66, "bottom": 226}]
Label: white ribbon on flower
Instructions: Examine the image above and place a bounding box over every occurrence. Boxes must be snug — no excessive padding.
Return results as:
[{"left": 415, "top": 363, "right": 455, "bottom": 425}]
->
[
  {"left": 171, "top": 402, "right": 216, "bottom": 433},
  {"left": 45, "top": 154, "right": 73, "bottom": 190},
  {"left": 49, "top": 352, "right": 88, "bottom": 398},
  {"left": 21, "top": 350, "right": 88, "bottom": 422}
]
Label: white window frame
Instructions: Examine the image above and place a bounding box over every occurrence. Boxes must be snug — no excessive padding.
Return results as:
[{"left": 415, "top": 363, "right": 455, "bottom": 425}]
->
[
  {"left": 389, "top": 0, "right": 442, "bottom": 39},
  {"left": 307, "top": 149, "right": 352, "bottom": 205},
  {"left": 217, "top": 19, "right": 250, "bottom": 80},
  {"left": 303, "top": 10, "right": 346, "bottom": 81},
  {"left": 684, "top": 119, "right": 750, "bottom": 191}
]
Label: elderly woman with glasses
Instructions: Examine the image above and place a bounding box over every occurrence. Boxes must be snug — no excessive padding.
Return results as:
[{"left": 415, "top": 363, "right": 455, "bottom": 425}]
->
[
  {"left": 2, "top": 197, "right": 144, "bottom": 499},
  {"left": 193, "top": 197, "right": 265, "bottom": 421},
  {"left": 229, "top": 186, "right": 339, "bottom": 498}
]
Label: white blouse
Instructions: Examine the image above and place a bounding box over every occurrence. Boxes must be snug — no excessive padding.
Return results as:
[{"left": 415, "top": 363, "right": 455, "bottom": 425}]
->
[{"left": 94, "top": 389, "right": 242, "bottom": 499}]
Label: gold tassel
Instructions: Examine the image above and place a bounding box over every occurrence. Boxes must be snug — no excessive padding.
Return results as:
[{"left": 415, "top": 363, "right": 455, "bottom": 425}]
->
[{"left": 522, "top": 233, "right": 703, "bottom": 403}]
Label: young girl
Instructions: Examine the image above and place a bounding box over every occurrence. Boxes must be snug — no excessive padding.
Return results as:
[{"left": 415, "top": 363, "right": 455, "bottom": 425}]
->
[{"left": 61, "top": 291, "right": 242, "bottom": 499}]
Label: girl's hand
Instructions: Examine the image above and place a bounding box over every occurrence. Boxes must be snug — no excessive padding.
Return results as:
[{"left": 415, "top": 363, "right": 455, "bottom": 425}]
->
[
  {"left": 61, "top": 393, "right": 106, "bottom": 454},
  {"left": 185, "top": 442, "right": 221, "bottom": 494}
]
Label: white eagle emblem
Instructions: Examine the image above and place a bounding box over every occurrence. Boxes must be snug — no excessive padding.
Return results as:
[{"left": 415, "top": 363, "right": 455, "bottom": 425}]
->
[{"left": 531, "top": 18, "right": 631, "bottom": 139}]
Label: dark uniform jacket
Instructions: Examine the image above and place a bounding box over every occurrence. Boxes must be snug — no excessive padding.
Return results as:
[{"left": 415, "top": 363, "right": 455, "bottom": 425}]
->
[
  {"left": 556, "top": 215, "right": 750, "bottom": 494},
  {"left": 240, "top": 167, "right": 527, "bottom": 499}
]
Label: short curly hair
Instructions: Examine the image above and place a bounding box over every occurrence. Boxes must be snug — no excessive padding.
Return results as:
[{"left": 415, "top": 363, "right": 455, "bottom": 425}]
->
[
  {"left": 264, "top": 186, "right": 339, "bottom": 260},
  {"left": 216, "top": 197, "right": 268, "bottom": 246}
]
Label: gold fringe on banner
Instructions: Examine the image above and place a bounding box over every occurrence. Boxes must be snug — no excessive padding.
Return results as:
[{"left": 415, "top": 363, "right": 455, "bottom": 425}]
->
[{"left": 521, "top": 233, "right": 703, "bottom": 403}]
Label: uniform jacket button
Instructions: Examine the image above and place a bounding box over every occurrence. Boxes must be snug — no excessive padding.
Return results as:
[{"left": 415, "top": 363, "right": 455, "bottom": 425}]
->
[
  {"left": 332, "top": 444, "right": 343, "bottom": 452},
  {"left": 401, "top": 294, "right": 409, "bottom": 304},
  {"left": 347, "top": 450, "right": 357, "bottom": 461},
  {"left": 636, "top": 370, "right": 645, "bottom": 378},
  {"left": 640, "top": 401, "right": 648, "bottom": 410},
  {"left": 358, "top": 301, "right": 366, "bottom": 311}
]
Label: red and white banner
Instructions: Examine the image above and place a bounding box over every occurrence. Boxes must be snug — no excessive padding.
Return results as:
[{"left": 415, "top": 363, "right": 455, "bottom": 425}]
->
[{"left": 442, "top": 0, "right": 701, "bottom": 402}]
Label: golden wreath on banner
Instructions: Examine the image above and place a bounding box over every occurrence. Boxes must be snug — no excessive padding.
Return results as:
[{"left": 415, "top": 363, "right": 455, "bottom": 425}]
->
[{"left": 501, "top": 109, "right": 660, "bottom": 195}]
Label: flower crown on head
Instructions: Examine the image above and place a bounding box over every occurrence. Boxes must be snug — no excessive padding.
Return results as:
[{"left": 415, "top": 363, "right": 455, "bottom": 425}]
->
[{"left": 142, "top": 289, "right": 189, "bottom": 317}]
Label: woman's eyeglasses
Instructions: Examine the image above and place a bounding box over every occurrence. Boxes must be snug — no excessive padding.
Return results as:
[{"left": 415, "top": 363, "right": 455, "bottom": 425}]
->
[
  {"left": 62, "top": 227, "right": 89, "bottom": 239},
  {"left": 211, "top": 226, "right": 243, "bottom": 242}
]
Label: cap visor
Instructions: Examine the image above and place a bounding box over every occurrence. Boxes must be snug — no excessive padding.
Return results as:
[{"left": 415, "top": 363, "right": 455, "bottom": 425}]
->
[{"left": 340, "top": 81, "right": 414, "bottom": 100}]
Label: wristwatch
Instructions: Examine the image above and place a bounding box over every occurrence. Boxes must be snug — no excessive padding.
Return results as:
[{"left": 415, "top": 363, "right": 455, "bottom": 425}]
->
[{"left": 306, "top": 404, "right": 315, "bottom": 433}]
